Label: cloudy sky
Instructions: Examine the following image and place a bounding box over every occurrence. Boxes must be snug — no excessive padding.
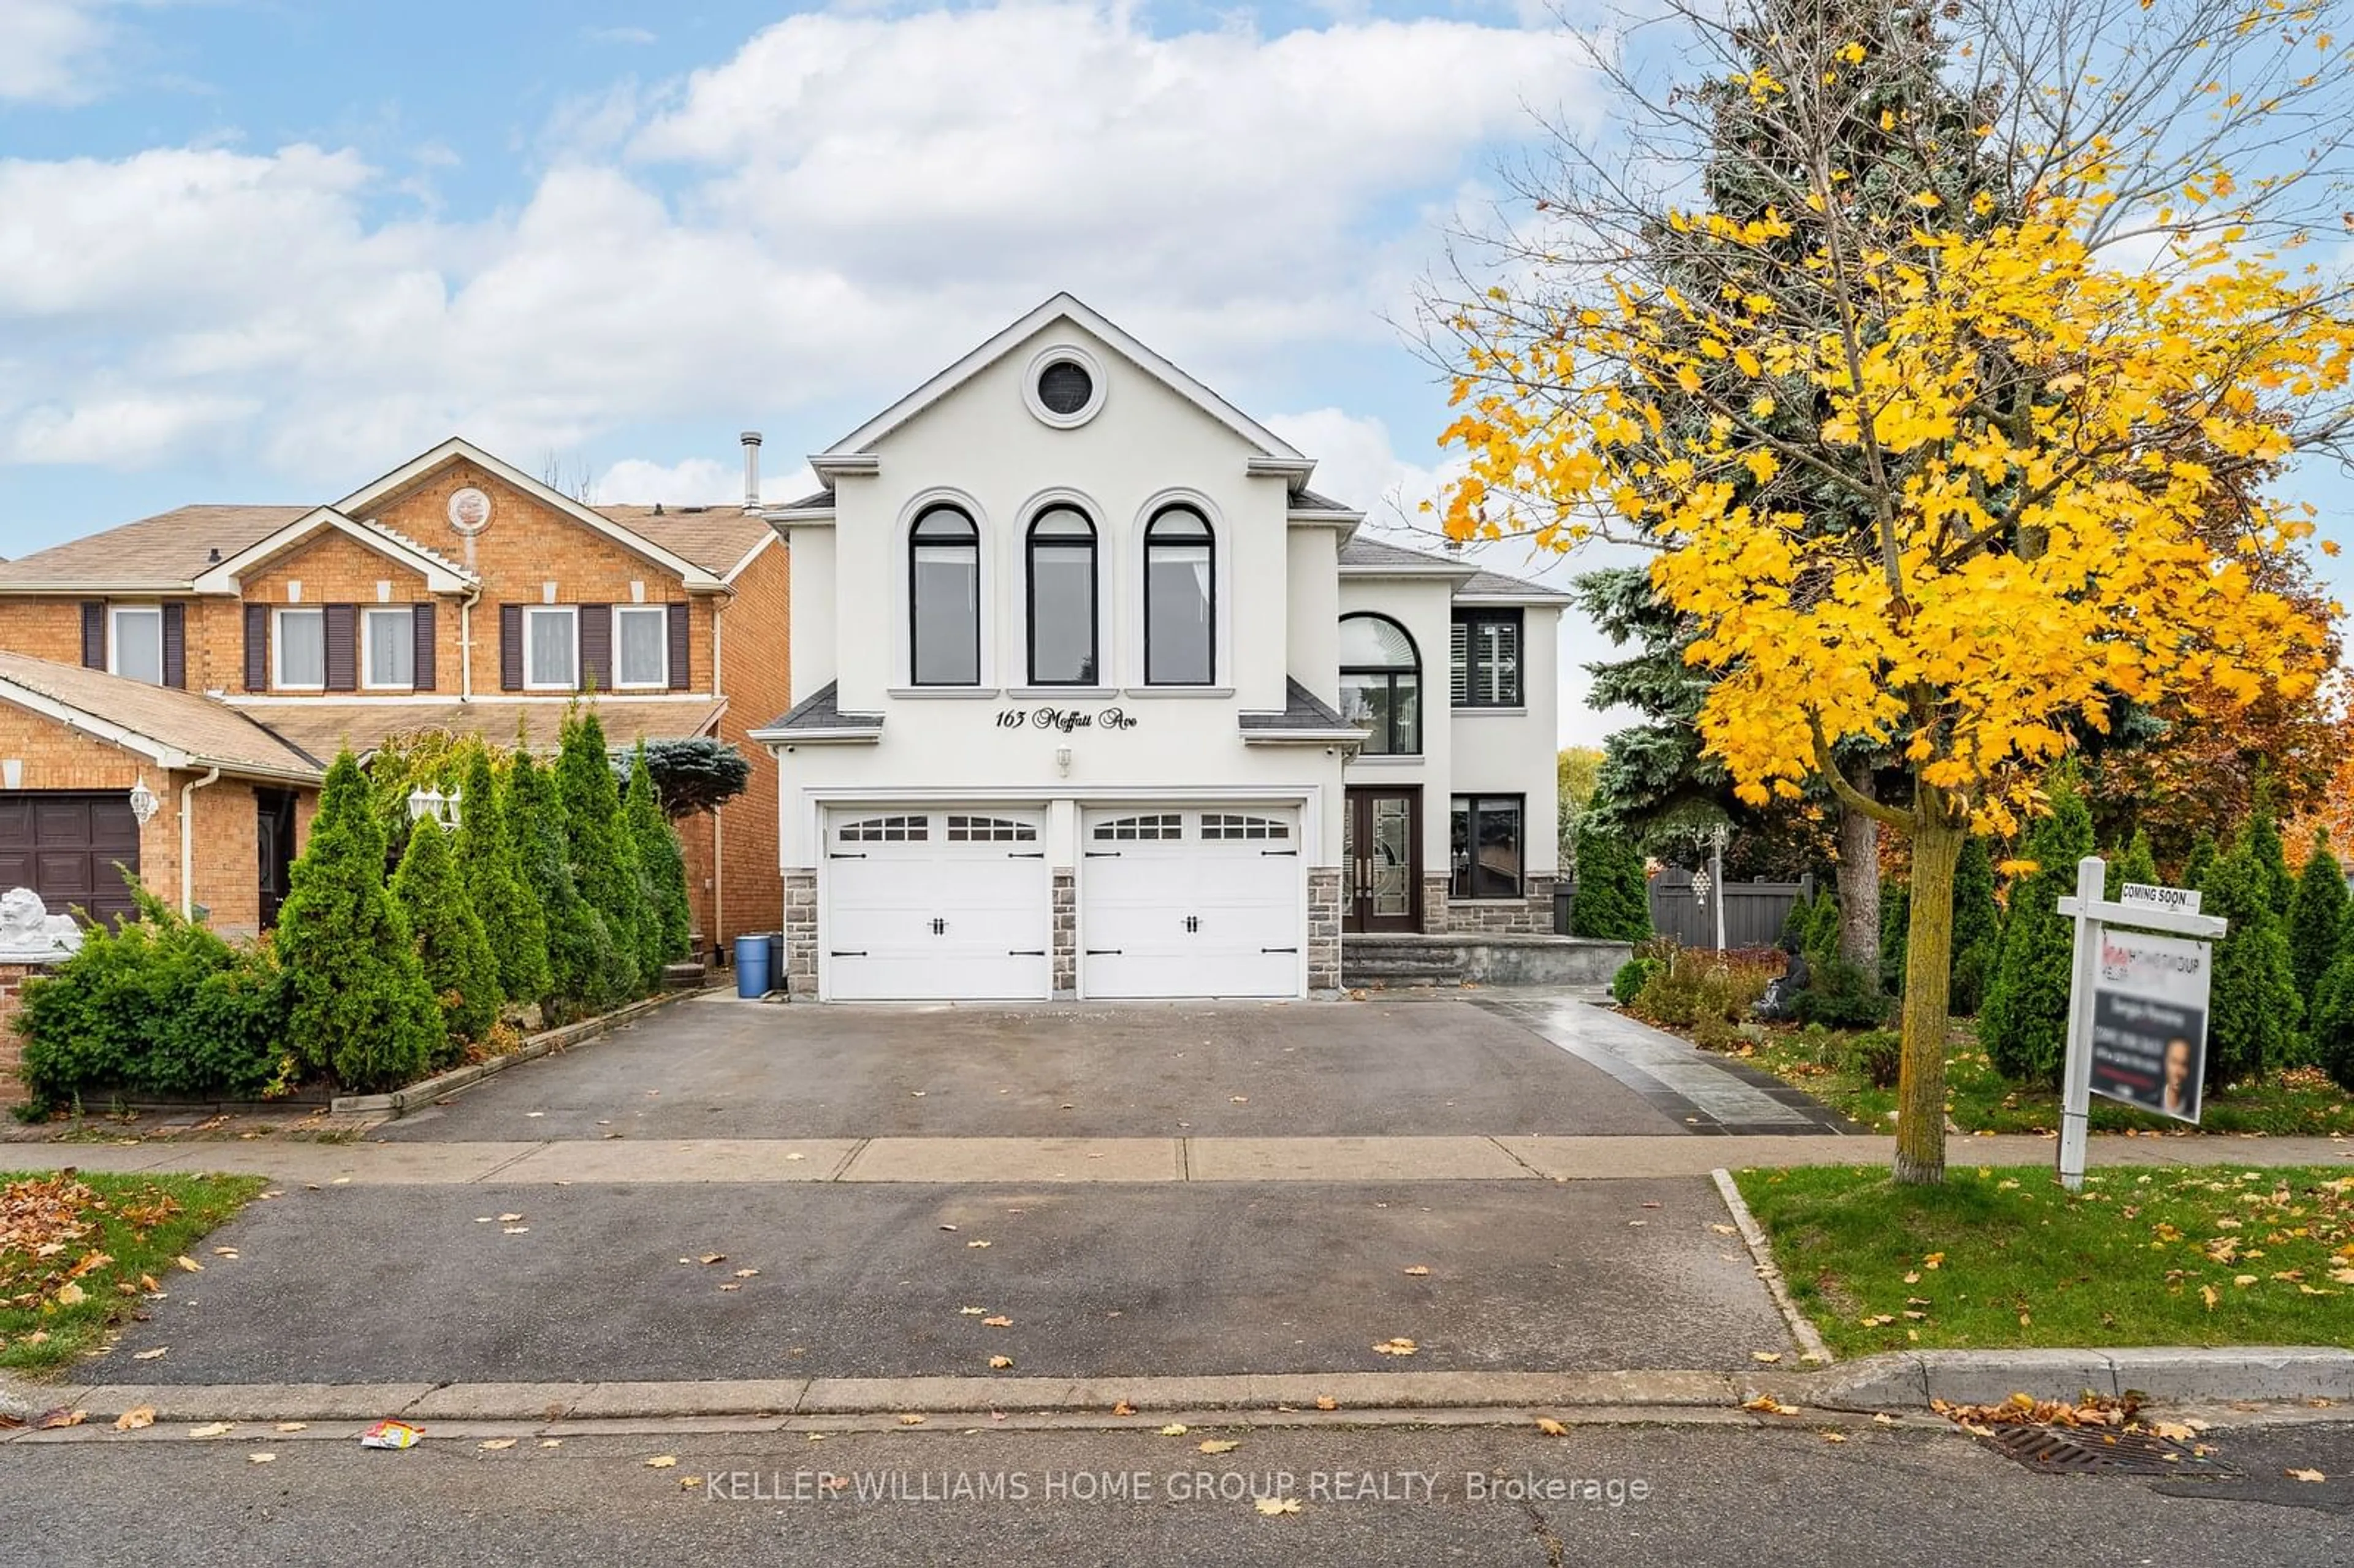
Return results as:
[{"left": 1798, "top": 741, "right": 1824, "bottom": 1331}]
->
[{"left": 0, "top": 0, "right": 1658, "bottom": 740}]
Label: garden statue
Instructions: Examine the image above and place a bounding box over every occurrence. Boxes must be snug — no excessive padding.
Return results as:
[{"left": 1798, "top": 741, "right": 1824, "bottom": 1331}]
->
[{"left": 0, "top": 886, "right": 82, "bottom": 962}]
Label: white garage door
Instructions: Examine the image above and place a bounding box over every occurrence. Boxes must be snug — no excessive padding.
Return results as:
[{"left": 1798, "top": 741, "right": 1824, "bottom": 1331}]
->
[
  {"left": 824, "top": 809, "right": 1051, "bottom": 1001},
  {"left": 1080, "top": 807, "right": 1302, "bottom": 999}
]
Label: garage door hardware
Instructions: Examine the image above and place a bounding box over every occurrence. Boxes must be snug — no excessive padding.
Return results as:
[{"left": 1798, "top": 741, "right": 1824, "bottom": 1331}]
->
[
  {"left": 829, "top": 851, "right": 868, "bottom": 859},
  {"left": 930, "top": 918, "right": 948, "bottom": 935},
  {"left": 1183, "top": 916, "right": 1200, "bottom": 932},
  {"left": 829, "top": 950, "right": 868, "bottom": 957},
  {"left": 1084, "top": 850, "right": 1121, "bottom": 858},
  {"left": 1008, "top": 850, "right": 1045, "bottom": 858},
  {"left": 1085, "top": 948, "right": 1122, "bottom": 955},
  {"left": 1976, "top": 1425, "right": 2241, "bottom": 1477},
  {"left": 1261, "top": 946, "right": 1298, "bottom": 954},
  {"left": 1007, "top": 948, "right": 1046, "bottom": 956},
  {"left": 1261, "top": 848, "right": 1298, "bottom": 856}
]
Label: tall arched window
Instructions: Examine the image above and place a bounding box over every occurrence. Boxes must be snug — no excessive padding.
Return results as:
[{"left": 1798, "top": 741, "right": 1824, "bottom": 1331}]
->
[
  {"left": 1338, "top": 612, "right": 1420, "bottom": 755},
  {"left": 1143, "top": 504, "right": 1214, "bottom": 685},
  {"left": 909, "top": 504, "right": 980, "bottom": 685},
  {"left": 1026, "top": 505, "right": 1097, "bottom": 685}
]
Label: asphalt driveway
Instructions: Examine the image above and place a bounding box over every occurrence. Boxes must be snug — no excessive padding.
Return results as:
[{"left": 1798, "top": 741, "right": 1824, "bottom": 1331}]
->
[{"left": 380, "top": 994, "right": 1691, "bottom": 1142}]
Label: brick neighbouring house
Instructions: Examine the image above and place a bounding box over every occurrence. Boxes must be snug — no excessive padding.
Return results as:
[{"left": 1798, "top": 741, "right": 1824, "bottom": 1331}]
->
[{"left": 0, "top": 436, "right": 788, "bottom": 957}]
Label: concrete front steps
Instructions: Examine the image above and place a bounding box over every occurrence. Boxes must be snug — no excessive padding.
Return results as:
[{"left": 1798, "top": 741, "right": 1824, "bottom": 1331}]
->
[{"left": 1343, "top": 932, "right": 1632, "bottom": 991}]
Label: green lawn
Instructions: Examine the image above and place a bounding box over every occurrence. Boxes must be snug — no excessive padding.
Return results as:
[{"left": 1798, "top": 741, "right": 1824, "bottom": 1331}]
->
[
  {"left": 1, "top": 1170, "right": 265, "bottom": 1374},
  {"left": 1733, "top": 1022, "right": 2354, "bottom": 1137},
  {"left": 1736, "top": 1163, "right": 2354, "bottom": 1358}
]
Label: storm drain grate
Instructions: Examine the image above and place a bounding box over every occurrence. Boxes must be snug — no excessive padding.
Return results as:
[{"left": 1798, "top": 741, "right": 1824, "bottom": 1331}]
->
[{"left": 1978, "top": 1425, "right": 2242, "bottom": 1478}]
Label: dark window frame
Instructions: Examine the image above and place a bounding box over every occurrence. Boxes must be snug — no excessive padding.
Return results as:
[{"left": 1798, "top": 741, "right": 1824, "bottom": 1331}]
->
[
  {"left": 1452, "top": 607, "right": 1523, "bottom": 708},
  {"left": 908, "top": 504, "right": 983, "bottom": 688},
  {"left": 1024, "top": 505, "right": 1099, "bottom": 687},
  {"left": 1338, "top": 611, "right": 1422, "bottom": 755},
  {"left": 1143, "top": 504, "right": 1216, "bottom": 687},
  {"left": 1449, "top": 793, "right": 1526, "bottom": 901}
]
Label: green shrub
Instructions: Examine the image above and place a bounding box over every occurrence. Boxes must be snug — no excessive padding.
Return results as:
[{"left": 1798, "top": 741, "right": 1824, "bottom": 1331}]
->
[
  {"left": 1778, "top": 890, "right": 1815, "bottom": 953},
  {"left": 509, "top": 749, "right": 623, "bottom": 1021},
  {"left": 1570, "top": 821, "right": 1651, "bottom": 941},
  {"left": 16, "top": 884, "right": 291, "bottom": 1112},
  {"left": 2288, "top": 832, "right": 2346, "bottom": 1028},
  {"left": 558, "top": 709, "right": 645, "bottom": 997},
  {"left": 2244, "top": 790, "right": 2295, "bottom": 916},
  {"left": 2181, "top": 832, "right": 2218, "bottom": 893},
  {"left": 1794, "top": 956, "right": 1889, "bottom": 1030},
  {"left": 1981, "top": 782, "right": 2096, "bottom": 1085},
  {"left": 455, "top": 749, "right": 549, "bottom": 1010},
  {"left": 2201, "top": 829, "right": 2299, "bottom": 1090},
  {"left": 1612, "top": 956, "right": 1664, "bottom": 1006},
  {"left": 273, "top": 752, "right": 442, "bottom": 1093},
  {"left": 1627, "top": 943, "right": 1777, "bottom": 1029},
  {"left": 1878, "top": 878, "right": 1909, "bottom": 997},
  {"left": 1844, "top": 1027, "right": 1903, "bottom": 1088},
  {"left": 390, "top": 815, "right": 501, "bottom": 1062},
  {"left": 1948, "top": 834, "right": 2000, "bottom": 1016},
  {"left": 624, "top": 740, "right": 691, "bottom": 970}
]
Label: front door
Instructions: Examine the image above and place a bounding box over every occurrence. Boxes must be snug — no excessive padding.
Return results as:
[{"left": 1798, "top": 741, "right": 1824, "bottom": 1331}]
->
[
  {"left": 1343, "top": 787, "right": 1420, "bottom": 932},
  {"left": 256, "top": 789, "right": 297, "bottom": 929}
]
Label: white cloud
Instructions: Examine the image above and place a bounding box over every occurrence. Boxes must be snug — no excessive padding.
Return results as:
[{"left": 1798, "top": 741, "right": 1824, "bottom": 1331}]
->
[
  {"left": 593, "top": 453, "right": 819, "bottom": 506},
  {"left": 585, "top": 25, "right": 657, "bottom": 46},
  {"left": 1265, "top": 407, "right": 1456, "bottom": 525},
  {"left": 0, "top": 0, "right": 113, "bottom": 104}
]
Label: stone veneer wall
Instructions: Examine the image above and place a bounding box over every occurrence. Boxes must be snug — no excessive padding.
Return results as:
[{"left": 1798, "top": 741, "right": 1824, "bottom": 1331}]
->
[
  {"left": 1422, "top": 873, "right": 1560, "bottom": 936},
  {"left": 0, "top": 964, "right": 35, "bottom": 1110},
  {"left": 783, "top": 870, "right": 818, "bottom": 995},
  {"left": 1307, "top": 868, "right": 1344, "bottom": 991},
  {"left": 1051, "top": 872, "right": 1076, "bottom": 997}
]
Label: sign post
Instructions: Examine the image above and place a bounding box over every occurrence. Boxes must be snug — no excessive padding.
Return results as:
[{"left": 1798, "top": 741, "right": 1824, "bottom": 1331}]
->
[{"left": 2054, "top": 856, "right": 2228, "bottom": 1192}]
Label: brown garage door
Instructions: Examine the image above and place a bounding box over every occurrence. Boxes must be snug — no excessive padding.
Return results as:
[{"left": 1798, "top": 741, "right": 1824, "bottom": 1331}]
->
[{"left": 0, "top": 791, "right": 142, "bottom": 929}]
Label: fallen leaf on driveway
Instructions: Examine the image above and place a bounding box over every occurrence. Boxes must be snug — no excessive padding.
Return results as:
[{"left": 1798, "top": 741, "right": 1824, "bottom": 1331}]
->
[
  {"left": 981, "top": 1315, "right": 1012, "bottom": 1328},
  {"left": 960, "top": 1306, "right": 986, "bottom": 1316},
  {"left": 1372, "top": 1338, "right": 1418, "bottom": 1357},
  {"left": 1160, "top": 1424, "right": 1189, "bottom": 1436},
  {"left": 646, "top": 1456, "right": 677, "bottom": 1469},
  {"left": 1742, "top": 1396, "right": 1798, "bottom": 1416},
  {"left": 1534, "top": 1418, "right": 1567, "bottom": 1437},
  {"left": 2287, "top": 1468, "right": 2327, "bottom": 1483},
  {"left": 131, "top": 1347, "right": 168, "bottom": 1361},
  {"left": 1872, "top": 1414, "right": 1899, "bottom": 1427},
  {"left": 540, "top": 1439, "right": 562, "bottom": 1448},
  {"left": 699, "top": 1254, "right": 726, "bottom": 1266},
  {"left": 1255, "top": 1498, "right": 1301, "bottom": 1517},
  {"left": 1314, "top": 1397, "right": 1338, "bottom": 1412},
  {"left": 939, "top": 1224, "right": 958, "bottom": 1232},
  {"left": 212, "top": 1247, "right": 239, "bottom": 1258},
  {"left": 503, "top": 1227, "right": 528, "bottom": 1235},
  {"left": 481, "top": 1439, "right": 518, "bottom": 1451},
  {"left": 785, "top": 1153, "right": 806, "bottom": 1162},
  {"left": 718, "top": 1283, "right": 742, "bottom": 1293},
  {"left": 113, "top": 1408, "right": 155, "bottom": 1432},
  {"left": 248, "top": 1453, "right": 275, "bottom": 1464},
  {"left": 1751, "top": 1352, "right": 1783, "bottom": 1364},
  {"left": 188, "top": 1422, "right": 233, "bottom": 1439},
  {"left": 34, "top": 1409, "right": 86, "bottom": 1430},
  {"left": 897, "top": 1414, "right": 926, "bottom": 1426},
  {"left": 276, "top": 1423, "right": 308, "bottom": 1433},
  {"left": 1198, "top": 1439, "right": 1240, "bottom": 1454},
  {"left": 966, "top": 1241, "right": 991, "bottom": 1249},
  {"left": 988, "top": 1356, "right": 1014, "bottom": 1369},
  {"left": 1230, "top": 1097, "right": 1248, "bottom": 1105},
  {"left": 497, "top": 1214, "right": 523, "bottom": 1224},
  {"left": 734, "top": 1269, "right": 760, "bottom": 1279},
  {"left": 1402, "top": 1266, "right": 1430, "bottom": 1277},
  {"left": 1112, "top": 1402, "right": 1137, "bottom": 1417},
  {"left": 1820, "top": 1431, "right": 1848, "bottom": 1443}
]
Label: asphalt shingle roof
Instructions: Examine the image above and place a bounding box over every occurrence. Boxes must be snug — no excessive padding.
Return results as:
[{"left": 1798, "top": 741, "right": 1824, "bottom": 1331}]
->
[
  {"left": 0, "top": 506, "right": 308, "bottom": 590},
  {"left": 0, "top": 650, "right": 323, "bottom": 779}
]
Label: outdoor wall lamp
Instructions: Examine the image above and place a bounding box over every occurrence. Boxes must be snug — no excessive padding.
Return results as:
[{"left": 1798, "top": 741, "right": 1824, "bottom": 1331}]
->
[
  {"left": 1055, "top": 745, "right": 1073, "bottom": 776},
  {"left": 126, "top": 775, "right": 160, "bottom": 826}
]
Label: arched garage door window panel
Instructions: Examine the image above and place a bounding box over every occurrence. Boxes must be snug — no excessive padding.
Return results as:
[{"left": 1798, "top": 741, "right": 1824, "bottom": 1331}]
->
[
  {"left": 1200, "top": 813, "right": 1289, "bottom": 841},
  {"left": 1143, "top": 506, "right": 1214, "bottom": 685},
  {"left": 1337, "top": 612, "right": 1420, "bottom": 755},
  {"left": 1027, "top": 506, "right": 1099, "bottom": 686},
  {"left": 910, "top": 506, "right": 981, "bottom": 686},
  {"left": 840, "top": 814, "right": 929, "bottom": 843},
  {"left": 947, "top": 815, "right": 1038, "bottom": 843},
  {"left": 1092, "top": 813, "right": 1184, "bottom": 841}
]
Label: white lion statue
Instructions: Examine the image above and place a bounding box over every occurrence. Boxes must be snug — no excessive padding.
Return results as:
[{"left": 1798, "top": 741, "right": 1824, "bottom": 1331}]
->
[{"left": 0, "top": 887, "right": 82, "bottom": 960}]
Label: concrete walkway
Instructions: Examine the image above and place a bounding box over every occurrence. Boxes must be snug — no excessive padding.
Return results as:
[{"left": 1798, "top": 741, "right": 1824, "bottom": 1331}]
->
[{"left": 9, "top": 1132, "right": 2347, "bottom": 1185}]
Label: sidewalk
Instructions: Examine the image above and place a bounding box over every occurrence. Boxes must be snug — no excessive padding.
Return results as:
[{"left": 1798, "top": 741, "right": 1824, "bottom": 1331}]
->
[{"left": 8, "top": 1132, "right": 2348, "bottom": 1186}]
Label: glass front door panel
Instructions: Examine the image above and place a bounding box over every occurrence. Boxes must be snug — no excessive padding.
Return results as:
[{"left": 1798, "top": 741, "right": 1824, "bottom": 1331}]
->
[{"left": 1371, "top": 797, "right": 1412, "bottom": 918}]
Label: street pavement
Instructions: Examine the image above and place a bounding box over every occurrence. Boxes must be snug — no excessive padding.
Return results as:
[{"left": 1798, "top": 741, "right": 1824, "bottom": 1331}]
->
[{"left": 4, "top": 1416, "right": 2347, "bottom": 1566}]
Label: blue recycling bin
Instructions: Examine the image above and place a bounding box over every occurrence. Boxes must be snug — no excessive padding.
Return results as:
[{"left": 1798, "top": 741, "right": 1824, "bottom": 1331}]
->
[{"left": 734, "top": 933, "right": 774, "bottom": 999}]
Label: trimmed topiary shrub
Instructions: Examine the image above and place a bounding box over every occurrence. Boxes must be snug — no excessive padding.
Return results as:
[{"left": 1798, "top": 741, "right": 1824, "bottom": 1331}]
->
[
  {"left": 2288, "top": 831, "right": 2346, "bottom": 1029},
  {"left": 1570, "top": 820, "right": 1651, "bottom": 942},
  {"left": 1612, "top": 956, "right": 1664, "bottom": 1006},
  {"left": 1844, "top": 1027, "right": 1903, "bottom": 1088},
  {"left": 508, "top": 749, "right": 624, "bottom": 1021},
  {"left": 2201, "top": 829, "right": 2300, "bottom": 1091},
  {"left": 2311, "top": 948, "right": 2354, "bottom": 1093},
  {"left": 1793, "top": 956, "right": 1889, "bottom": 1030},
  {"left": 557, "top": 709, "right": 645, "bottom": 997},
  {"left": 273, "top": 752, "right": 442, "bottom": 1093},
  {"left": 454, "top": 749, "right": 549, "bottom": 1010},
  {"left": 1981, "top": 782, "right": 2096, "bottom": 1086},
  {"left": 390, "top": 814, "right": 501, "bottom": 1061}
]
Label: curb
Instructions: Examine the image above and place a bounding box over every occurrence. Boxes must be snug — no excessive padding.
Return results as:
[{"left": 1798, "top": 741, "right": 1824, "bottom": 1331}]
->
[
  {"left": 329, "top": 988, "right": 714, "bottom": 1118},
  {"left": 9, "top": 1350, "right": 2350, "bottom": 1429},
  {"left": 1710, "top": 1166, "right": 1832, "bottom": 1365}
]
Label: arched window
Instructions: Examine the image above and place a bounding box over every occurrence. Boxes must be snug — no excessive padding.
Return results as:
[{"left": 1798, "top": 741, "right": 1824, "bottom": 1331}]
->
[
  {"left": 1143, "top": 504, "right": 1214, "bottom": 685},
  {"left": 909, "top": 504, "right": 980, "bottom": 685},
  {"left": 1338, "top": 612, "right": 1420, "bottom": 755},
  {"left": 1026, "top": 505, "right": 1097, "bottom": 685}
]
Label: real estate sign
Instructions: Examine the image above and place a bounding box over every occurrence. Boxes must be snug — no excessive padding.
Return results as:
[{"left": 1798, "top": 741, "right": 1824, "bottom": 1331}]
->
[{"left": 2087, "top": 927, "right": 2211, "bottom": 1124}]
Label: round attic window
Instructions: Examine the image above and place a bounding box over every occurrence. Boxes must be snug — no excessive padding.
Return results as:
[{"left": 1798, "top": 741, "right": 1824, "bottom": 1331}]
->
[
  {"left": 1023, "top": 344, "right": 1105, "bottom": 428},
  {"left": 448, "top": 487, "right": 492, "bottom": 535}
]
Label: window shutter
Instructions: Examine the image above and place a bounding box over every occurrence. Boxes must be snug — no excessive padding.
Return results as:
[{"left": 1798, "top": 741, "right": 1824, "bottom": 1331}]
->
[
  {"left": 80, "top": 602, "right": 105, "bottom": 670},
  {"left": 411, "top": 602, "right": 436, "bottom": 691},
  {"left": 499, "top": 605, "right": 524, "bottom": 691},
  {"left": 1449, "top": 620, "right": 1468, "bottom": 706},
  {"left": 324, "top": 603, "right": 359, "bottom": 692},
  {"left": 161, "top": 602, "right": 186, "bottom": 689},
  {"left": 244, "top": 604, "right": 269, "bottom": 691},
  {"left": 579, "top": 604, "right": 612, "bottom": 693},
  {"left": 1495, "top": 616, "right": 1521, "bottom": 705},
  {"left": 666, "top": 602, "right": 691, "bottom": 690}
]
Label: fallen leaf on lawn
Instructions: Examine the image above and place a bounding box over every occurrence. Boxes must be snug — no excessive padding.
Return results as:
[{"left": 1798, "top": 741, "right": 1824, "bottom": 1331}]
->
[
  {"left": 248, "top": 1453, "right": 275, "bottom": 1464},
  {"left": 2235, "top": 1275, "right": 2259, "bottom": 1288},
  {"left": 1534, "top": 1418, "right": 1567, "bottom": 1437},
  {"left": 1922, "top": 1253, "right": 1944, "bottom": 1270},
  {"left": 131, "top": 1347, "right": 168, "bottom": 1361},
  {"left": 1402, "top": 1266, "right": 1431, "bottom": 1277},
  {"left": 1255, "top": 1497, "right": 1301, "bottom": 1516},
  {"left": 1902, "top": 1271, "right": 1920, "bottom": 1285},
  {"left": 1372, "top": 1338, "right": 1418, "bottom": 1357},
  {"left": 1314, "top": 1397, "right": 1338, "bottom": 1412},
  {"left": 2287, "top": 1467, "right": 2326, "bottom": 1483},
  {"left": 988, "top": 1356, "right": 1014, "bottom": 1369},
  {"left": 1751, "top": 1352, "right": 1783, "bottom": 1364},
  {"left": 647, "top": 1456, "right": 677, "bottom": 1469},
  {"left": 897, "top": 1414, "right": 926, "bottom": 1426},
  {"left": 966, "top": 1241, "right": 992, "bottom": 1249},
  {"left": 53, "top": 1282, "right": 86, "bottom": 1307},
  {"left": 481, "top": 1439, "right": 518, "bottom": 1450},
  {"left": 1113, "top": 1402, "right": 1137, "bottom": 1416},
  {"left": 36, "top": 1409, "right": 87, "bottom": 1430},
  {"left": 113, "top": 1408, "right": 155, "bottom": 1432},
  {"left": 2201, "top": 1284, "right": 2220, "bottom": 1311},
  {"left": 188, "top": 1422, "right": 233, "bottom": 1439},
  {"left": 276, "top": 1423, "right": 308, "bottom": 1433},
  {"left": 1160, "top": 1424, "right": 1189, "bottom": 1436},
  {"left": 699, "top": 1254, "right": 725, "bottom": 1266}
]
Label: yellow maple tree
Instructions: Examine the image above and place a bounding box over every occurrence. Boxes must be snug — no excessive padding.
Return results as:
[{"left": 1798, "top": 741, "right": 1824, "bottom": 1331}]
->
[{"left": 1432, "top": 0, "right": 2348, "bottom": 1181}]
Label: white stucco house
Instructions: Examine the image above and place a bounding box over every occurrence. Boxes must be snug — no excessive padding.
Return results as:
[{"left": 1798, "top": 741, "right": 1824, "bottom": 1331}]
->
[{"left": 750, "top": 295, "right": 1568, "bottom": 1001}]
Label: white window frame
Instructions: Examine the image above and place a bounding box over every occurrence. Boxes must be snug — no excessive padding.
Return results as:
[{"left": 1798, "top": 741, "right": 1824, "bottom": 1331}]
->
[
  {"left": 106, "top": 604, "right": 165, "bottom": 685},
  {"left": 612, "top": 604, "right": 669, "bottom": 690},
  {"left": 362, "top": 606, "right": 417, "bottom": 691},
  {"left": 273, "top": 606, "right": 326, "bottom": 691},
  {"left": 523, "top": 605, "right": 579, "bottom": 691}
]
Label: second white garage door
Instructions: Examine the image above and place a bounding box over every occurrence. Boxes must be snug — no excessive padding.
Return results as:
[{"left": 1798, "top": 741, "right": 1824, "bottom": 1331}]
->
[
  {"left": 824, "top": 809, "right": 1051, "bottom": 1000},
  {"left": 1079, "top": 807, "right": 1303, "bottom": 999}
]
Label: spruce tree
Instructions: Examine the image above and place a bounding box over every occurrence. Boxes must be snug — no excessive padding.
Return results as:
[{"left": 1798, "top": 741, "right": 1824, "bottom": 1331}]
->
[
  {"left": 390, "top": 814, "right": 501, "bottom": 1057},
  {"left": 508, "top": 750, "right": 622, "bottom": 1019},
  {"left": 273, "top": 751, "right": 441, "bottom": 1091},
  {"left": 1570, "top": 820, "right": 1651, "bottom": 941},
  {"left": 557, "top": 709, "right": 644, "bottom": 995},
  {"left": 2288, "top": 831, "right": 2346, "bottom": 1025},
  {"left": 1948, "top": 834, "right": 2001, "bottom": 1017},
  {"left": 625, "top": 741, "right": 693, "bottom": 967},
  {"left": 2201, "top": 831, "right": 2299, "bottom": 1090},
  {"left": 454, "top": 749, "right": 550, "bottom": 1008},
  {"left": 1981, "top": 783, "right": 2096, "bottom": 1085}
]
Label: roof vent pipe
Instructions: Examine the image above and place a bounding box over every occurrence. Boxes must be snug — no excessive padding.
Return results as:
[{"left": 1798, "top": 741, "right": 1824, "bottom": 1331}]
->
[{"left": 740, "top": 431, "right": 763, "bottom": 513}]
